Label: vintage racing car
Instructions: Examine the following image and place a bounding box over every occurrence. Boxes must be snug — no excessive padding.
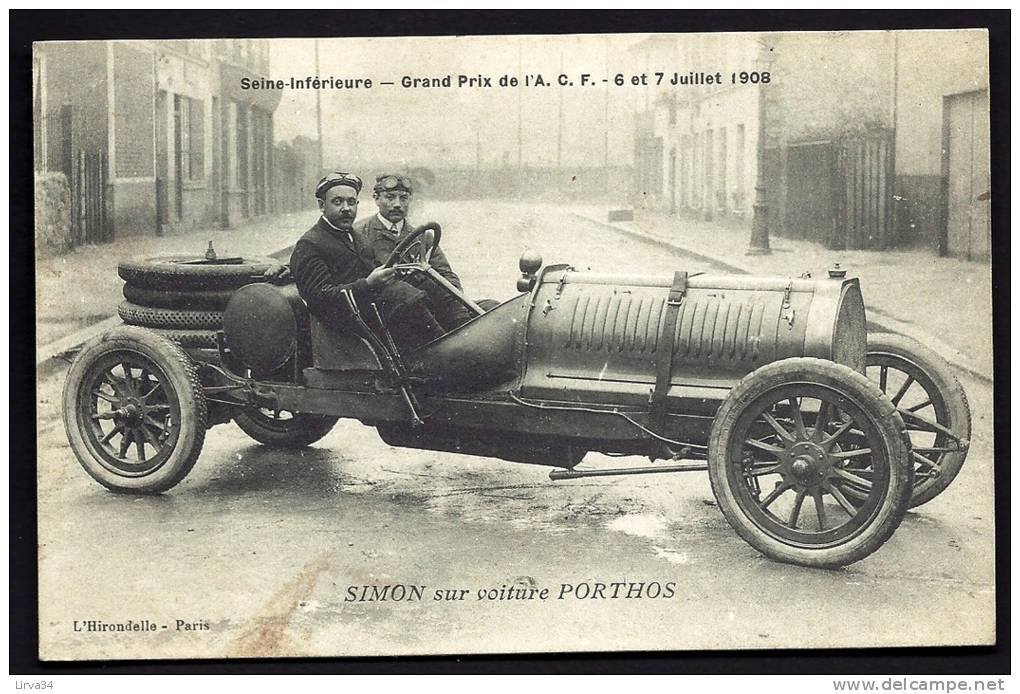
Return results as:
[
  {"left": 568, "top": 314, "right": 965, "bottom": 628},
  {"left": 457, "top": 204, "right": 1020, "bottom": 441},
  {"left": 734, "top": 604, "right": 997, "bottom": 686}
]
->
[{"left": 62, "top": 223, "right": 972, "bottom": 568}]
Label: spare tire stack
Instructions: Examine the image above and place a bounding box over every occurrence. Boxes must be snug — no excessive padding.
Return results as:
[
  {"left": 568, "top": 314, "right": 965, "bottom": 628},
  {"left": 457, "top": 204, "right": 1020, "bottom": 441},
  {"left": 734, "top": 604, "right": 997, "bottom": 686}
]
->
[{"left": 117, "top": 255, "right": 280, "bottom": 349}]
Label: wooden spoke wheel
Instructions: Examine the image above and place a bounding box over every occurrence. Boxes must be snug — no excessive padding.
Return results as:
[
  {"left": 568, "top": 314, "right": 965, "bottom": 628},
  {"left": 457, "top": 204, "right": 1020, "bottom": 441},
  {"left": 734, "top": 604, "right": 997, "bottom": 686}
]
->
[
  {"left": 866, "top": 333, "right": 971, "bottom": 508},
  {"left": 708, "top": 358, "right": 912, "bottom": 568},
  {"left": 233, "top": 408, "right": 338, "bottom": 449},
  {"left": 63, "top": 326, "right": 207, "bottom": 494}
]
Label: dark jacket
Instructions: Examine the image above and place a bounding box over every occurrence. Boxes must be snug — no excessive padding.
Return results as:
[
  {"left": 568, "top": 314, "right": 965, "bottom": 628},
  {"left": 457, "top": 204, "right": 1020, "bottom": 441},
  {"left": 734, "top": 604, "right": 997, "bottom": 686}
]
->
[
  {"left": 291, "top": 216, "right": 429, "bottom": 328},
  {"left": 289, "top": 217, "right": 378, "bottom": 327},
  {"left": 355, "top": 214, "right": 464, "bottom": 290}
]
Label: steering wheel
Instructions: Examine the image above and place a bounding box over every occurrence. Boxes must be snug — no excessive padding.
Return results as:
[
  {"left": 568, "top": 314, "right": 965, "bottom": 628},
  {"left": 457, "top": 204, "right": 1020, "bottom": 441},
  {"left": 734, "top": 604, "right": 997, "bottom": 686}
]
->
[
  {"left": 380, "top": 220, "right": 484, "bottom": 317},
  {"left": 383, "top": 222, "right": 442, "bottom": 268}
]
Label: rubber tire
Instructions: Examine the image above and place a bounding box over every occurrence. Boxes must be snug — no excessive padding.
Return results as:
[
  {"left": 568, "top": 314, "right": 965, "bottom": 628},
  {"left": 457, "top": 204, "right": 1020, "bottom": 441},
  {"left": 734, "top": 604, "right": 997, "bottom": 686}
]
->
[
  {"left": 134, "top": 327, "right": 220, "bottom": 349},
  {"left": 234, "top": 410, "right": 339, "bottom": 449},
  {"left": 62, "top": 325, "right": 207, "bottom": 494},
  {"left": 707, "top": 357, "right": 912, "bottom": 569},
  {"left": 118, "top": 255, "right": 278, "bottom": 291},
  {"left": 118, "top": 301, "right": 223, "bottom": 330},
  {"left": 866, "top": 333, "right": 972, "bottom": 508},
  {"left": 123, "top": 283, "right": 236, "bottom": 311}
]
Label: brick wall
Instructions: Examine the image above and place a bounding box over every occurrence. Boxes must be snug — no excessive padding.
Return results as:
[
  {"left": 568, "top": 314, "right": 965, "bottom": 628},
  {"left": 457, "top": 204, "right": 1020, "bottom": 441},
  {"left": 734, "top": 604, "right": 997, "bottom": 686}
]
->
[
  {"left": 113, "top": 43, "right": 155, "bottom": 178},
  {"left": 41, "top": 43, "right": 108, "bottom": 175},
  {"left": 768, "top": 32, "right": 894, "bottom": 144},
  {"left": 892, "top": 31, "right": 989, "bottom": 251},
  {"left": 895, "top": 30, "right": 989, "bottom": 177}
]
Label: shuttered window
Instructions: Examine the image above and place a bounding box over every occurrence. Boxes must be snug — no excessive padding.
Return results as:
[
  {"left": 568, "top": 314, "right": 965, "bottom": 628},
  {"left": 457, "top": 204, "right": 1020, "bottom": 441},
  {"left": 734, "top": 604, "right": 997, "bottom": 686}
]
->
[
  {"left": 179, "top": 96, "right": 205, "bottom": 182},
  {"left": 187, "top": 97, "right": 204, "bottom": 181}
]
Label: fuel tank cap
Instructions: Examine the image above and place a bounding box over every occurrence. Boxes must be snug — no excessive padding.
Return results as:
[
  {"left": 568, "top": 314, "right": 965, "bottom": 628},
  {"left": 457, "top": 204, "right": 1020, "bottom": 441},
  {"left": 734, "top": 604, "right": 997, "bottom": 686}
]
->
[{"left": 828, "top": 263, "right": 848, "bottom": 279}]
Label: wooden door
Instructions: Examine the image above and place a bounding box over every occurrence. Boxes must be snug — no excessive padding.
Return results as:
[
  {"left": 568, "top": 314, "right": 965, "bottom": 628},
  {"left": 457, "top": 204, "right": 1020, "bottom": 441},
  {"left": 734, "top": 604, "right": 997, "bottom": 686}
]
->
[
  {"left": 836, "top": 132, "right": 893, "bottom": 250},
  {"left": 945, "top": 90, "right": 990, "bottom": 260},
  {"left": 669, "top": 148, "right": 677, "bottom": 214},
  {"left": 155, "top": 91, "right": 168, "bottom": 231},
  {"left": 172, "top": 95, "right": 184, "bottom": 221}
]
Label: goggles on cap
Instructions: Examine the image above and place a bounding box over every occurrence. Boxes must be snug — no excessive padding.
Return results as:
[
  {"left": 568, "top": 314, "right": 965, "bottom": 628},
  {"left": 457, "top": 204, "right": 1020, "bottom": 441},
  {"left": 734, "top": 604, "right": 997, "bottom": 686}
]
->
[
  {"left": 374, "top": 175, "right": 413, "bottom": 193},
  {"left": 316, "top": 172, "right": 363, "bottom": 199}
]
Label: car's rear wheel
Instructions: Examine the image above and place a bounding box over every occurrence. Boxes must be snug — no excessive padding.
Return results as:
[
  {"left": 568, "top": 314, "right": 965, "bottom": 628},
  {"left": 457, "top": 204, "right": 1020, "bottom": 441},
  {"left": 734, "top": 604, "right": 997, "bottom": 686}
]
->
[
  {"left": 62, "top": 326, "right": 207, "bottom": 494},
  {"left": 865, "top": 333, "right": 971, "bottom": 508},
  {"left": 708, "top": 358, "right": 912, "bottom": 568},
  {"left": 234, "top": 409, "right": 339, "bottom": 448}
]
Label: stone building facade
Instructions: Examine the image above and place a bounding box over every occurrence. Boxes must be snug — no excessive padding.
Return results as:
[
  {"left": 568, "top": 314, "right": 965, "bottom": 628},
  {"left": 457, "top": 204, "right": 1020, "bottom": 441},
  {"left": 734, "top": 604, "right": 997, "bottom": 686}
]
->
[
  {"left": 630, "top": 31, "right": 989, "bottom": 258},
  {"left": 34, "top": 39, "right": 281, "bottom": 241}
]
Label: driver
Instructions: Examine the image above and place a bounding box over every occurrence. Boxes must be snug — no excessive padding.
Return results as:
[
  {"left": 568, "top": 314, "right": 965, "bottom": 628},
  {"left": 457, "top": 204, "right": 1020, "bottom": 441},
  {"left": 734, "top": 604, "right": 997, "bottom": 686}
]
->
[
  {"left": 355, "top": 174, "right": 475, "bottom": 331},
  {"left": 289, "top": 172, "right": 449, "bottom": 351}
]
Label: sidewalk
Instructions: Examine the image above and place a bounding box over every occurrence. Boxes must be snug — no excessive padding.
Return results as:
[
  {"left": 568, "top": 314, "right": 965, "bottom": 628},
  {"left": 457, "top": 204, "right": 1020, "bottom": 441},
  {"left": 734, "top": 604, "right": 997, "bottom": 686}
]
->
[
  {"left": 574, "top": 207, "right": 994, "bottom": 384},
  {"left": 36, "top": 210, "right": 311, "bottom": 349}
]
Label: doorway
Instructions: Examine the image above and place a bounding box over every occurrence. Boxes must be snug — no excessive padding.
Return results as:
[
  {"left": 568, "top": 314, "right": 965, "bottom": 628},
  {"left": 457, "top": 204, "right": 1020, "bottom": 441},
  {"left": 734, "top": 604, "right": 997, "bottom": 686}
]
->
[
  {"left": 942, "top": 89, "right": 990, "bottom": 260},
  {"left": 669, "top": 148, "right": 677, "bottom": 214},
  {"left": 173, "top": 94, "right": 184, "bottom": 222},
  {"left": 155, "top": 90, "right": 169, "bottom": 233}
]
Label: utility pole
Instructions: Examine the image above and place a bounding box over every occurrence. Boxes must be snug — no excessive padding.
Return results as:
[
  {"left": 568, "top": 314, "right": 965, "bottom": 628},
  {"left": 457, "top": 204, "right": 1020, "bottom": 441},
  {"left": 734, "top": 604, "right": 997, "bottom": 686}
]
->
[
  {"left": 516, "top": 38, "right": 523, "bottom": 192},
  {"left": 746, "top": 42, "right": 772, "bottom": 256},
  {"left": 475, "top": 118, "right": 481, "bottom": 171},
  {"left": 315, "top": 39, "right": 324, "bottom": 174},
  {"left": 889, "top": 31, "right": 899, "bottom": 250},
  {"left": 603, "top": 36, "right": 610, "bottom": 177}
]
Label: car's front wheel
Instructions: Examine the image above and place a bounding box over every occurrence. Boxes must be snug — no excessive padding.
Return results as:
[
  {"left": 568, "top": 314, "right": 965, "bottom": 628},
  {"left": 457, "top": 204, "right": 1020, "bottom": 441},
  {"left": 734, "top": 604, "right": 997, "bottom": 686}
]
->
[{"left": 707, "top": 358, "right": 912, "bottom": 568}]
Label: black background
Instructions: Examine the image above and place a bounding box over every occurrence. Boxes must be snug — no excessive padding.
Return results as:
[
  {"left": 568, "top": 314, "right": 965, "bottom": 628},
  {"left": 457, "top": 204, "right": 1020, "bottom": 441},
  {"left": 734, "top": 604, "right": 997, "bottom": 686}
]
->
[{"left": 10, "top": 9, "right": 1010, "bottom": 675}]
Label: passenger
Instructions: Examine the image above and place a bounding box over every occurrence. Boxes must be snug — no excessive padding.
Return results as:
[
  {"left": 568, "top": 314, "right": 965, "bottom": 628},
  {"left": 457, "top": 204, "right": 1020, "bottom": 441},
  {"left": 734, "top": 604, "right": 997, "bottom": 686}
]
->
[
  {"left": 288, "top": 171, "right": 448, "bottom": 351},
  {"left": 355, "top": 174, "right": 475, "bottom": 332}
]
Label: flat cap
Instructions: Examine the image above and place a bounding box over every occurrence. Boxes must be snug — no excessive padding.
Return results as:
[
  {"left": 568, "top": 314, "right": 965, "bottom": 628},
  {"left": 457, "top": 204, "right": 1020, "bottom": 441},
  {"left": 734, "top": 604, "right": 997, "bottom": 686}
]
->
[
  {"left": 315, "top": 172, "right": 363, "bottom": 199},
  {"left": 374, "top": 174, "right": 413, "bottom": 194}
]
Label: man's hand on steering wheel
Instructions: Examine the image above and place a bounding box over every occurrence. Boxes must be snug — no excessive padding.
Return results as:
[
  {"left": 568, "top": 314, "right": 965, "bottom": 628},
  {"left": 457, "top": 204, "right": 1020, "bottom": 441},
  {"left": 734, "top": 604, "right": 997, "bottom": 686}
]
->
[
  {"left": 384, "top": 222, "right": 442, "bottom": 269},
  {"left": 366, "top": 265, "right": 397, "bottom": 289},
  {"left": 378, "top": 220, "right": 482, "bottom": 318}
]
